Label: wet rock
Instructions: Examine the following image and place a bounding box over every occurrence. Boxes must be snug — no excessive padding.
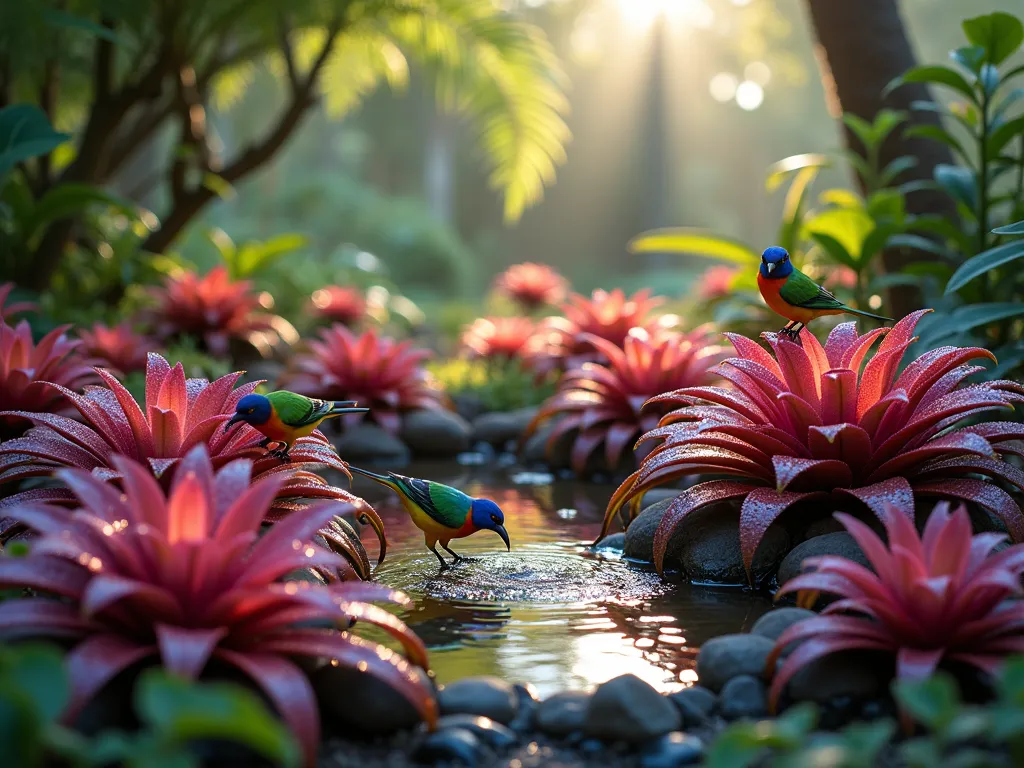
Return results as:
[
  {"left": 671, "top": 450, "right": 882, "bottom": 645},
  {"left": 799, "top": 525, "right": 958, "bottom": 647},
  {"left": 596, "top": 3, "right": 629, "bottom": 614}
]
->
[
  {"left": 472, "top": 407, "right": 538, "bottom": 446},
  {"left": 313, "top": 659, "right": 426, "bottom": 734},
  {"left": 751, "top": 608, "right": 816, "bottom": 642},
  {"left": 674, "top": 505, "right": 790, "bottom": 586},
  {"left": 786, "top": 652, "right": 888, "bottom": 704},
  {"left": 667, "top": 686, "right": 716, "bottom": 727},
  {"left": 412, "top": 727, "right": 483, "bottom": 766},
  {"left": 401, "top": 408, "right": 472, "bottom": 458},
  {"left": 776, "top": 532, "right": 870, "bottom": 587},
  {"left": 579, "top": 738, "right": 605, "bottom": 755},
  {"left": 803, "top": 517, "right": 845, "bottom": 539},
  {"left": 623, "top": 498, "right": 686, "bottom": 563},
  {"left": 593, "top": 532, "right": 625, "bottom": 552},
  {"left": 584, "top": 674, "right": 682, "bottom": 743},
  {"left": 334, "top": 423, "right": 410, "bottom": 464},
  {"left": 535, "top": 691, "right": 591, "bottom": 737},
  {"left": 640, "top": 732, "right": 705, "bottom": 768},
  {"left": 696, "top": 633, "right": 774, "bottom": 693},
  {"left": 508, "top": 683, "right": 539, "bottom": 732},
  {"left": 640, "top": 488, "right": 682, "bottom": 511},
  {"left": 452, "top": 392, "right": 487, "bottom": 423},
  {"left": 434, "top": 715, "right": 518, "bottom": 750},
  {"left": 520, "top": 419, "right": 573, "bottom": 468},
  {"left": 719, "top": 675, "right": 768, "bottom": 720},
  {"left": 439, "top": 677, "right": 518, "bottom": 724}
]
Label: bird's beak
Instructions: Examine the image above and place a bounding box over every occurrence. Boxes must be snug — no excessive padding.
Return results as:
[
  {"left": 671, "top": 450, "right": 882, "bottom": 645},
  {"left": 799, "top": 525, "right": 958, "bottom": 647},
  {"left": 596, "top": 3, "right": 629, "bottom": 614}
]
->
[
  {"left": 224, "top": 414, "right": 243, "bottom": 432},
  {"left": 494, "top": 524, "right": 511, "bottom": 551},
  {"left": 765, "top": 262, "right": 775, "bottom": 274},
  {"left": 338, "top": 407, "right": 370, "bottom": 415}
]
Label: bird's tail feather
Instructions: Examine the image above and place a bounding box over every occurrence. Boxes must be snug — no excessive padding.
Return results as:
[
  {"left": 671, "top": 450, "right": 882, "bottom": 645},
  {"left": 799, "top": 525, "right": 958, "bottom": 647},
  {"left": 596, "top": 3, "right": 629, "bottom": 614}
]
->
[{"left": 845, "top": 307, "right": 893, "bottom": 322}]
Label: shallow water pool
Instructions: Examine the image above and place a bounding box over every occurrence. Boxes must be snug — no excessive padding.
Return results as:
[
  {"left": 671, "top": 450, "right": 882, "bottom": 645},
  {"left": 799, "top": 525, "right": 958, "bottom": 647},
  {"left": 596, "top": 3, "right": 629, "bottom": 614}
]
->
[{"left": 355, "top": 462, "right": 771, "bottom": 697}]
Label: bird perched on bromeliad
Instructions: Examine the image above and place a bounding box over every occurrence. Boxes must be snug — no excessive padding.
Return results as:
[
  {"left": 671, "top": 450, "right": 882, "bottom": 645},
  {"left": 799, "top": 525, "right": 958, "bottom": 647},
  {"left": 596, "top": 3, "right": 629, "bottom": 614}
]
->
[
  {"left": 757, "top": 246, "right": 892, "bottom": 339},
  {"left": 348, "top": 466, "right": 510, "bottom": 569},
  {"left": 225, "top": 391, "right": 368, "bottom": 460}
]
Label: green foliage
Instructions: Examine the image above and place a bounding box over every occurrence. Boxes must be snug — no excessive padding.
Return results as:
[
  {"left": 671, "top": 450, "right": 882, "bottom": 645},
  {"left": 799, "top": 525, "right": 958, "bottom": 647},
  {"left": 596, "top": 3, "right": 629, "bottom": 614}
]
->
[
  {"left": 205, "top": 229, "right": 307, "bottom": 282},
  {"left": 0, "top": 104, "right": 69, "bottom": 179},
  {"left": 0, "top": 643, "right": 299, "bottom": 768},
  {"left": 888, "top": 11, "right": 1024, "bottom": 371},
  {"left": 161, "top": 337, "right": 233, "bottom": 381},
  {"left": 429, "top": 357, "right": 556, "bottom": 412}
]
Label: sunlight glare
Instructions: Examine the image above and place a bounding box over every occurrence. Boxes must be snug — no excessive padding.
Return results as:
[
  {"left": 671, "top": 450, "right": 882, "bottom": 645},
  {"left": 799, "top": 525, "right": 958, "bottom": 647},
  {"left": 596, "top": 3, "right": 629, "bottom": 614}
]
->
[
  {"left": 709, "top": 72, "right": 738, "bottom": 102},
  {"left": 735, "top": 80, "right": 764, "bottom": 110},
  {"left": 617, "top": 0, "right": 715, "bottom": 30}
]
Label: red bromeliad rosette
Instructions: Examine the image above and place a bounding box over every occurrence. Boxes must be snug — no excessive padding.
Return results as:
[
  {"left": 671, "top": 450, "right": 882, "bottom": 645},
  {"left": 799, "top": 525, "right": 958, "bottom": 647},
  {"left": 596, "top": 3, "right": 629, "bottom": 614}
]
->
[
  {"left": 279, "top": 325, "right": 446, "bottom": 436},
  {"left": 0, "top": 318, "right": 98, "bottom": 440},
  {"left": 77, "top": 322, "right": 154, "bottom": 376},
  {"left": 493, "top": 262, "right": 569, "bottom": 310},
  {"left": 309, "top": 285, "right": 367, "bottom": 327},
  {"left": 0, "top": 446, "right": 436, "bottom": 767},
  {"left": 0, "top": 353, "right": 384, "bottom": 578},
  {"left": 461, "top": 316, "right": 540, "bottom": 363},
  {"left": 601, "top": 310, "right": 1024, "bottom": 581},
  {"left": 0, "top": 283, "right": 37, "bottom": 319},
  {"left": 523, "top": 329, "right": 725, "bottom": 474},
  {"left": 768, "top": 504, "right": 1024, "bottom": 709}
]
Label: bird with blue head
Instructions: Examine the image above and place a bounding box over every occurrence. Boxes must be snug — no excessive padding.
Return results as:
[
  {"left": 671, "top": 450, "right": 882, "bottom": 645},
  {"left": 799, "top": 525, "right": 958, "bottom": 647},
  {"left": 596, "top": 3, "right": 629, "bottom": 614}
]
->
[
  {"left": 348, "top": 466, "right": 510, "bottom": 569},
  {"left": 757, "top": 246, "right": 891, "bottom": 339},
  {"left": 225, "top": 390, "right": 368, "bottom": 460}
]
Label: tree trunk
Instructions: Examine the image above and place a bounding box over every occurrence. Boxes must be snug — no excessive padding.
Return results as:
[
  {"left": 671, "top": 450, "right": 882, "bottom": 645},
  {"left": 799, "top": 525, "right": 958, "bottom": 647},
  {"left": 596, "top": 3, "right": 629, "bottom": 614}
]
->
[{"left": 803, "top": 0, "right": 957, "bottom": 318}]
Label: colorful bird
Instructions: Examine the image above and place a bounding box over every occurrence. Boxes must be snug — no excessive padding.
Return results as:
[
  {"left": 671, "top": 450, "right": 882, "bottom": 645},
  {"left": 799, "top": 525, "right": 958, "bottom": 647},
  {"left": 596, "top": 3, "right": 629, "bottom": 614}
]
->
[
  {"left": 348, "top": 466, "right": 510, "bottom": 569},
  {"left": 225, "top": 391, "right": 368, "bottom": 460},
  {"left": 757, "top": 246, "right": 892, "bottom": 338}
]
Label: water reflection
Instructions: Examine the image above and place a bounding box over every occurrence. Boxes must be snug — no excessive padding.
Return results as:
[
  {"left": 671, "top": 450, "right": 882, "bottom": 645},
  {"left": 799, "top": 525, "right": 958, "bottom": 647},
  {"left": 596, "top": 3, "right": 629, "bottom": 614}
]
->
[{"left": 354, "top": 462, "right": 771, "bottom": 696}]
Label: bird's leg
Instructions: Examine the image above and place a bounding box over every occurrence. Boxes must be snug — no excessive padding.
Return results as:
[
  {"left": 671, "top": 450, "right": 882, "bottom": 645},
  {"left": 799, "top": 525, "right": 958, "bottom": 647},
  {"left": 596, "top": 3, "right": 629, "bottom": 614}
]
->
[
  {"left": 429, "top": 544, "right": 450, "bottom": 571},
  {"left": 258, "top": 437, "right": 273, "bottom": 450},
  {"left": 270, "top": 445, "right": 292, "bottom": 462},
  {"left": 777, "top": 320, "right": 797, "bottom": 337},
  {"left": 442, "top": 543, "right": 473, "bottom": 563}
]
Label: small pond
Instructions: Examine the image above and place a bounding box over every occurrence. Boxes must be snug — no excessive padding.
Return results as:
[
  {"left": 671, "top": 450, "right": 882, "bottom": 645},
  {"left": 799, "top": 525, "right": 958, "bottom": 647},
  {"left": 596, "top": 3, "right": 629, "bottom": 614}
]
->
[{"left": 355, "top": 462, "right": 772, "bottom": 698}]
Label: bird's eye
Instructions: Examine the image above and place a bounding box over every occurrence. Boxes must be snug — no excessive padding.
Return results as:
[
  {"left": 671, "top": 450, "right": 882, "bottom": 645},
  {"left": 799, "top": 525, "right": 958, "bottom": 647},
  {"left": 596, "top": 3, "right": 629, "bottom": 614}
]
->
[{"left": 491, "top": 514, "right": 500, "bottom": 523}]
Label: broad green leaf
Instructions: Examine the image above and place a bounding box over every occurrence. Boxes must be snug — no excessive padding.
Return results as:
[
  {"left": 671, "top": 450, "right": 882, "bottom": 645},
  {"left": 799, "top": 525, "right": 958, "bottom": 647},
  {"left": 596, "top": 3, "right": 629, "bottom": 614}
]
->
[
  {"left": 993, "top": 220, "right": 1024, "bottom": 235},
  {"left": 42, "top": 10, "right": 122, "bottom": 42},
  {"left": 988, "top": 116, "right": 1024, "bottom": 157},
  {"left": 819, "top": 188, "right": 863, "bottom": 209},
  {"left": 136, "top": 670, "right": 300, "bottom": 768},
  {"left": 909, "top": 100, "right": 977, "bottom": 132},
  {"left": 950, "top": 45, "right": 986, "bottom": 73},
  {"left": 0, "top": 104, "right": 71, "bottom": 179},
  {"left": 997, "top": 656, "right": 1024, "bottom": 706},
  {"left": 886, "top": 233, "right": 960, "bottom": 262},
  {"left": 995, "top": 88, "right": 1024, "bottom": 120},
  {"left": 894, "top": 673, "right": 960, "bottom": 731},
  {"left": 765, "top": 153, "right": 829, "bottom": 192},
  {"left": 805, "top": 207, "right": 874, "bottom": 263},
  {"left": 931, "top": 303, "right": 1024, "bottom": 338},
  {"left": 934, "top": 164, "right": 978, "bottom": 210},
  {"left": 963, "top": 12, "right": 1024, "bottom": 65},
  {"left": 778, "top": 165, "right": 823, "bottom": 252},
  {"left": 840, "top": 719, "right": 896, "bottom": 761},
  {"left": 862, "top": 222, "right": 906, "bottom": 264},
  {"left": 887, "top": 66, "right": 977, "bottom": 101},
  {"left": 1, "top": 645, "right": 69, "bottom": 723},
  {"left": 22, "top": 184, "right": 138, "bottom": 247},
  {"left": 0, "top": 691, "right": 43, "bottom": 767},
  {"left": 842, "top": 113, "right": 875, "bottom": 151},
  {"left": 628, "top": 228, "right": 759, "bottom": 263},
  {"left": 867, "top": 189, "right": 905, "bottom": 220},
  {"left": 810, "top": 232, "right": 857, "bottom": 269},
  {"left": 905, "top": 124, "right": 970, "bottom": 161},
  {"left": 233, "top": 234, "right": 307, "bottom": 279},
  {"left": 946, "top": 239, "right": 1024, "bottom": 292},
  {"left": 201, "top": 173, "right": 235, "bottom": 201},
  {"left": 879, "top": 156, "right": 919, "bottom": 187}
]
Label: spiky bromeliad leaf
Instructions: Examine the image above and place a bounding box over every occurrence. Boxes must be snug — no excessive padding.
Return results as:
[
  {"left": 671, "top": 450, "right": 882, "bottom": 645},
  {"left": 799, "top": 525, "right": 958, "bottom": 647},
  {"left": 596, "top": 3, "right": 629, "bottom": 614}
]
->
[
  {"left": 600, "top": 310, "right": 1024, "bottom": 583},
  {"left": 768, "top": 504, "right": 1024, "bottom": 711},
  {"left": 0, "top": 447, "right": 436, "bottom": 767}
]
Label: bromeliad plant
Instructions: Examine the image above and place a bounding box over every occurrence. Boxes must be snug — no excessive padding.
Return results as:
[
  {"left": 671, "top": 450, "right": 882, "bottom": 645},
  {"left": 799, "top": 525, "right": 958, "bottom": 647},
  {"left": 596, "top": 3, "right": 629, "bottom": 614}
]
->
[
  {"left": 534, "top": 288, "right": 667, "bottom": 372},
  {"left": 493, "top": 262, "right": 569, "bottom": 311},
  {"left": 0, "top": 319, "right": 97, "bottom": 441},
  {"left": 461, "top": 316, "right": 540, "bottom": 363},
  {"left": 769, "top": 504, "right": 1024, "bottom": 709},
  {"left": 0, "top": 282, "right": 35, "bottom": 319},
  {"left": 279, "top": 326, "right": 446, "bottom": 435},
  {"left": 0, "top": 447, "right": 436, "bottom": 767},
  {"left": 309, "top": 285, "right": 368, "bottom": 328},
  {"left": 142, "top": 266, "right": 295, "bottom": 357},
  {"left": 601, "top": 310, "right": 1024, "bottom": 579},
  {"left": 0, "top": 353, "right": 384, "bottom": 577},
  {"left": 524, "top": 329, "right": 724, "bottom": 475},
  {"left": 77, "top": 322, "right": 153, "bottom": 377}
]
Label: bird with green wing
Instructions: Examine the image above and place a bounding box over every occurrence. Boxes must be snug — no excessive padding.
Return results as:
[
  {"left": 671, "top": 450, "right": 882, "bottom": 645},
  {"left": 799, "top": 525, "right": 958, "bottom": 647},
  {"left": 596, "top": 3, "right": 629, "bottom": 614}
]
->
[
  {"left": 348, "top": 466, "right": 510, "bottom": 570},
  {"left": 757, "top": 246, "right": 892, "bottom": 339},
  {"left": 225, "top": 391, "right": 368, "bottom": 460}
]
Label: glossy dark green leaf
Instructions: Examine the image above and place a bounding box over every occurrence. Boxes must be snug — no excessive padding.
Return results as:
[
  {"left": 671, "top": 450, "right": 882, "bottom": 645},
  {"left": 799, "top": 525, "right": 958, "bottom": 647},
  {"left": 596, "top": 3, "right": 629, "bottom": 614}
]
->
[
  {"left": 993, "top": 220, "right": 1024, "bottom": 235},
  {"left": 909, "top": 100, "right": 977, "bottom": 131},
  {"left": 946, "top": 239, "right": 1024, "bottom": 292},
  {"left": 42, "top": 10, "right": 122, "bottom": 42},
  {"left": 887, "top": 66, "right": 977, "bottom": 101},
  {"left": 810, "top": 232, "right": 858, "bottom": 270},
  {"left": 136, "top": 670, "right": 300, "bottom": 768},
  {"left": 994, "top": 87, "right": 1024, "bottom": 120},
  {"left": 979, "top": 63, "right": 1000, "bottom": 96},
  {"left": 988, "top": 116, "right": 1024, "bottom": 157},
  {"left": 1, "top": 645, "right": 69, "bottom": 724},
  {"left": 894, "top": 673, "right": 960, "bottom": 731},
  {"left": 905, "top": 125, "right": 970, "bottom": 161},
  {"left": 963, "top": 12, "right": 1024, "bottom": 65},
  {"left": 879, "top": 155, "right": 919, "bottom": 187},
  {"left": 0, "top": 105, "right": 71, "bottom": 179},
  {"left": 929, "top": 303, "right": 1024, "bottom": 339},
  {"left": 886, "top": 233, "right": 960, "bottom": 262},
  {"left": 934, "top": 164, "right": 978, "bottom": 210},
  {"left": 950, "top": 45, "right": 986, "bottom": 73},
  {"left": 0, "top": 691, "right": 43, "bottom": 767},
  {"left": 22, "top": 184, "right": 138, "bottom": 246}
]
